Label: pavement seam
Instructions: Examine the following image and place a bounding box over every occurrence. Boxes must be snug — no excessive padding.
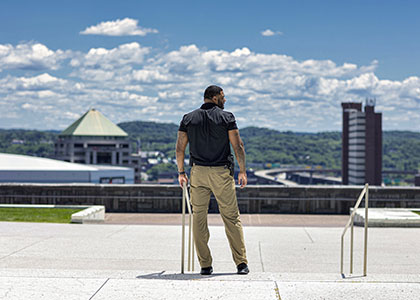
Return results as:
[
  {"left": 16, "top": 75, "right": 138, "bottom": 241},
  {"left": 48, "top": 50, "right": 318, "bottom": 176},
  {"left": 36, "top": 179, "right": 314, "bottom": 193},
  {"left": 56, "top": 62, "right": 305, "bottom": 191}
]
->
[
  {"left": 0, "top": 236, "right": 52, "bottom": 260},
  {"left": 258, "top": 241, "right": 265, "bottom": 272},
  {"left": 274, "top": 281, "right": 282, "bottom": 300},
  {"left": 303, "top": 227, "right": 314, "bottom": 243},
  {"left": 105, "top": 225, "right": 129, "bottom": 238},
  {"left": 89, "top": 278, "right": 109, "bottom": 300}
]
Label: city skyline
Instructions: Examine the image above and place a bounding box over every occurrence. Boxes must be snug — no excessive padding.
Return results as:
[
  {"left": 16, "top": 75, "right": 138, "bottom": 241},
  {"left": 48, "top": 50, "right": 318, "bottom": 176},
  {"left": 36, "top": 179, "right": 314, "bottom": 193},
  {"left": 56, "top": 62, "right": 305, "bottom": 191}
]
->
[{"left": 1, "top": 0, "right": 420, "bottom": 132}]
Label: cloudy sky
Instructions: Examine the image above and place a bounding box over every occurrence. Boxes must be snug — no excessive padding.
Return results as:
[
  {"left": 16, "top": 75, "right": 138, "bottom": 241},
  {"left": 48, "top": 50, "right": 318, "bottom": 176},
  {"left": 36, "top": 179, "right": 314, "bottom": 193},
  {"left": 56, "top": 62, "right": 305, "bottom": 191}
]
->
[{"left": 1, "top": 0, "right": 420, "bottom": 132}]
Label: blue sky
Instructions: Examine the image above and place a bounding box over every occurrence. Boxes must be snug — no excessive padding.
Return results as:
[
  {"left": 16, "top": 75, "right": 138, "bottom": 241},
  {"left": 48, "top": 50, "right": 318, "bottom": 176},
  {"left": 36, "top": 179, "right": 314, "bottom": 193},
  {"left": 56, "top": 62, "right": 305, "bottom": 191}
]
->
[{"left": 1, "top": 0, "right": 420, "bottom": 131}]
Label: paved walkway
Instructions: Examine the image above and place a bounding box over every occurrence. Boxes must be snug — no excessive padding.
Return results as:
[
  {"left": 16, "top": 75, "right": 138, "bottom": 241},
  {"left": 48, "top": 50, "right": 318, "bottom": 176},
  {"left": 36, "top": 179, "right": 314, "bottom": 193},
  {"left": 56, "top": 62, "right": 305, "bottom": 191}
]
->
[{"left": 1, "top": 215, "right": 420, "bottom": 299}]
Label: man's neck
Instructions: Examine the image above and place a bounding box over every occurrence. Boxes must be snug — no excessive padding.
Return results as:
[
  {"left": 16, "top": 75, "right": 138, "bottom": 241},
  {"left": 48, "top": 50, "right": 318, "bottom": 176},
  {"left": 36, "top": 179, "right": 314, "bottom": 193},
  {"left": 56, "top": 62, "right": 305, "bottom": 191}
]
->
[{"left": 204, "top": 99, "right": 216, "bottom": 104}]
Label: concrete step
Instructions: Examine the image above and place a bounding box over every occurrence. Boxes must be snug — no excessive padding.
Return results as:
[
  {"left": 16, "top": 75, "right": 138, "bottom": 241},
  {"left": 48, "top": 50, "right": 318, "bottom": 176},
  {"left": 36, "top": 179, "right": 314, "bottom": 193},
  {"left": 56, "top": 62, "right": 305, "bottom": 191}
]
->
[{"left": 1, "top": 269, "right": 419, "bottom": 300}]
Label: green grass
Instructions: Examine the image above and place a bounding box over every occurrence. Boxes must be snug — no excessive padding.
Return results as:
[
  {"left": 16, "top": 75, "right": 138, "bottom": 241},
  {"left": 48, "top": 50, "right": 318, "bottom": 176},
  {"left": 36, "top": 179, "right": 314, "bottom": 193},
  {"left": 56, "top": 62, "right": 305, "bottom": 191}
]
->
[
  {"left": 0, "top": 208, "right": 84, "bottom": 223},
  {"left": 413, "top": 211, "right": 420, "bottom": 216}
]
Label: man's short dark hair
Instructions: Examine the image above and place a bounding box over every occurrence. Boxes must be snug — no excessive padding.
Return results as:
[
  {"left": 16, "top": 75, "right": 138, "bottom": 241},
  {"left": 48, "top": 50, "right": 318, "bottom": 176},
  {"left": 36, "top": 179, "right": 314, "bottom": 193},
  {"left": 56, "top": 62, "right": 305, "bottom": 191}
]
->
[{"left": 204, "top": 85, "right": 223, "bottom": 100}]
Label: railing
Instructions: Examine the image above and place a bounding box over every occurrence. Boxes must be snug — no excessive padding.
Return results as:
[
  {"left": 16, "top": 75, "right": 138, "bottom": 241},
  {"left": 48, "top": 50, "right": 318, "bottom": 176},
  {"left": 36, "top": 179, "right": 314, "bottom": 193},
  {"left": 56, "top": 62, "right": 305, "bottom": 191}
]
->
[
  {"left": 181, "top": 182, "right": 194, "bottom": 273},
  {"left": 340, "top": 183, "right": 369, "bottom": 277}
]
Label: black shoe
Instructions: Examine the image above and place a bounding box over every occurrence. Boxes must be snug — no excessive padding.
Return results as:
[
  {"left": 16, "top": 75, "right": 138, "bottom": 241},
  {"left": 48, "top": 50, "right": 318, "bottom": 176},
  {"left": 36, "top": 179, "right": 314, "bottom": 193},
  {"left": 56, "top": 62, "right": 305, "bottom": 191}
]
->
[
  {"left": 200, "top": 266, "right": 213, "bottom": 275},
  {"left": 237, "top": 263, "right": 249, "bottom": 275}
]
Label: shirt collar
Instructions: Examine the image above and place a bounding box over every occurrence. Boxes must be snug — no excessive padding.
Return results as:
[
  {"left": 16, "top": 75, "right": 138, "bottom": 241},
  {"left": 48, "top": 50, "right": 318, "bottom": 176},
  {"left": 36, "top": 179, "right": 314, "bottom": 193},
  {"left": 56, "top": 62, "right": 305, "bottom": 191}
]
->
[{"left": 200, "top": 102, "right": 218, "bottom": 110}]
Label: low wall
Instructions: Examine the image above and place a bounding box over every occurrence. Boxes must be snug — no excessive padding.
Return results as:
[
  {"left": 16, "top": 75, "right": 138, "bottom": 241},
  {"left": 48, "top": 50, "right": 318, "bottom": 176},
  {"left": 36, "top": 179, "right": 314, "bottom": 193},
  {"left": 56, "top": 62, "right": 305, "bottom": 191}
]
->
[{"left": 1, "top": 183, "right": 420, "bottom": 214}]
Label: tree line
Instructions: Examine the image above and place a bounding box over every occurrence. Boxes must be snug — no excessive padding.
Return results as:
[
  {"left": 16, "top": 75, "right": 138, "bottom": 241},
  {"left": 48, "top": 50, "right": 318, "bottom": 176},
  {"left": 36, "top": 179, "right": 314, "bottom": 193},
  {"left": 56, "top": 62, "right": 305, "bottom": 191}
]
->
[{"left": 1, "top": 122, "right": 420, "bottom": 172}]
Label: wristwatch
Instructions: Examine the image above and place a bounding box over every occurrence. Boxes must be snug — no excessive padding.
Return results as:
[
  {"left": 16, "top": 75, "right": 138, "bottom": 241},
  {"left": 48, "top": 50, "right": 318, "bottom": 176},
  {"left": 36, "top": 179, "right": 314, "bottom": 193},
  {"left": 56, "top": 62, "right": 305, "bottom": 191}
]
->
[{"left": 178, "top": 171, "right": 186, "bottom": 175}]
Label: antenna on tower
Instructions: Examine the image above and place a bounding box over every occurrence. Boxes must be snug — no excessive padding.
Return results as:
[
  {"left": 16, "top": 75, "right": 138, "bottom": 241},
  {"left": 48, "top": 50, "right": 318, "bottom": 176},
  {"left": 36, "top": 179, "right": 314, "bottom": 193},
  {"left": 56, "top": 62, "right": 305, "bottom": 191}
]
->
[{"left": 366, "top": 97, "right": 376, "bottom": 107}]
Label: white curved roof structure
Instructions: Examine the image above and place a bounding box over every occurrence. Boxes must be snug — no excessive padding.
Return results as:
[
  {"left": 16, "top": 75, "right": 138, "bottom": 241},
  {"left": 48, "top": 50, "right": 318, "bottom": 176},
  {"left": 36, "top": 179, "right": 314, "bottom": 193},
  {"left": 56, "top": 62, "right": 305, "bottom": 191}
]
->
[{"left": 0, "top": 153, "right": 134, "bottom": 184}]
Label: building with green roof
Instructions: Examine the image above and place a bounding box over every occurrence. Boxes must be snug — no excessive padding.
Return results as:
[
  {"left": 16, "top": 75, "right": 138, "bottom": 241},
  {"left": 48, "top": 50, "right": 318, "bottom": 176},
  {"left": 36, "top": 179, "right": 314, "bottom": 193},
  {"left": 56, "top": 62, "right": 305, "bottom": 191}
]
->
[
  {"left": 55, "top": 109, "right": 141, "bottom": 182},
  {"left": 59, "top": 108, "right": 128, "bottom": 137}
]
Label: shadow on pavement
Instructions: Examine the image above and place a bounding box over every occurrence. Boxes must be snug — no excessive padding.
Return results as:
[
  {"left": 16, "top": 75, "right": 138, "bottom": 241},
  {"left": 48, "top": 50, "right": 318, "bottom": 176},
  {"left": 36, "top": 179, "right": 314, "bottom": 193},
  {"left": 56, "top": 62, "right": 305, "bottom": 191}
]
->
[
  {"left": 341, "top": 274, "right": 367, "bottom": 280},
  {"left": 137, "top": 271, "right": 238, "bottom": 280}
]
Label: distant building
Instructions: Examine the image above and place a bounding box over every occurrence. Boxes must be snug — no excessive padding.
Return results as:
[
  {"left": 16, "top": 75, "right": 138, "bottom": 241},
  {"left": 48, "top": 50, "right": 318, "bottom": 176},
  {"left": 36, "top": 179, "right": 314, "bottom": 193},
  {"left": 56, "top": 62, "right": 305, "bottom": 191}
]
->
[
  {"left": 341, "top": 99, "right": 382, "bottom": 185},
  {"left": 55, "top": 108, "right": 141, "bottom": 182},
  {"left": 11, "top": 139, "right": 25, "bottom": 145},
  {"left": 415, "top": 174, "right": 420, "bottom": 187}
]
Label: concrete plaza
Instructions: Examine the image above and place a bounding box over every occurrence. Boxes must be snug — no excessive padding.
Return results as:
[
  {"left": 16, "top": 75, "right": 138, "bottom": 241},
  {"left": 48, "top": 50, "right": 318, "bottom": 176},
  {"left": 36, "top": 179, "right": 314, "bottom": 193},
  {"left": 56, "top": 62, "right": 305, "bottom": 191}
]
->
[{"left": 0, "top": 214, "right": 420, "bottom": 299}]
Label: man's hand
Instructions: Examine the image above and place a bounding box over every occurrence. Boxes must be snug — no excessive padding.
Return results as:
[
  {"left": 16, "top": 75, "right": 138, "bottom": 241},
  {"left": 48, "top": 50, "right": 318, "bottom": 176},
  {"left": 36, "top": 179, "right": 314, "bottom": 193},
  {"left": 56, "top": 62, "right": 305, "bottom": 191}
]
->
[
  {"left": 238, "top": 171, "right": 247, "bottom": 188},
  {"left": 178, "top": 173, "right": 188, "bottom": 188}
]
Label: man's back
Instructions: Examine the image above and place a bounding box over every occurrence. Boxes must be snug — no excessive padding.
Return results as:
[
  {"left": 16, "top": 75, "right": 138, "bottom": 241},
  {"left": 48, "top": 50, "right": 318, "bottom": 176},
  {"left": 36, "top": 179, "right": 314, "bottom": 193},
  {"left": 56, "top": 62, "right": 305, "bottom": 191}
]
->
[{"left": 179, "top": 102, "right": 237, "bottom": 166}]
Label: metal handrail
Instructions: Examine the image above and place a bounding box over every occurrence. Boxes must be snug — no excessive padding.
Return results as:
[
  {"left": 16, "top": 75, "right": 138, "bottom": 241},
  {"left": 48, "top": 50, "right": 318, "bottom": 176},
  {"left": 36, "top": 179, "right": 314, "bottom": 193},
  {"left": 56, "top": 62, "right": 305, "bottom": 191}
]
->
[
  {"left": 181, "top": 182, "right": 194, "bottom": 273},
  {"left": 340, "top": 183, "right": 369, "bottom": 277}
]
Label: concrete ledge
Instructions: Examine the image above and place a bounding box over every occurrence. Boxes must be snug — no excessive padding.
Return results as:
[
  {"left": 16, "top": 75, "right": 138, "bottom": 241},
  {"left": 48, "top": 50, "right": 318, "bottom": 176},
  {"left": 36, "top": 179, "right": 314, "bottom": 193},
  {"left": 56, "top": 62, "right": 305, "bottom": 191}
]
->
[
  {"left": 70, "top": 205, "right": 105, "bottom": 224},
  {"left": 0, "top": 204, "right": 105, "bottom": 224},
  {"left": 352, "top": 208, "right": 420, "bottom": 227}
]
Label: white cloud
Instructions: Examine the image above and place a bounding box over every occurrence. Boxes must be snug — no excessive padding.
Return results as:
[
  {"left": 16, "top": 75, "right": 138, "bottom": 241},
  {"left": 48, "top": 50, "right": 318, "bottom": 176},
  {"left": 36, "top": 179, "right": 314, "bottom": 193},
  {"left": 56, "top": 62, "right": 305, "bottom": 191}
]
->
[
  {"left": 132, "top": 69, "right": 171, "bottom": 83},
  {"left": 70, "top": 42, "right": 149, "bottom": 69},
  {"left": 1, "top": 42, "right": 420, "bottom": 132},
  {"left": 80, "top": 18, "right": 158, "bottom": 36},
  {"left": 0, "top": 73, "right": 68, "bottom": 92},
  {"left": 261, "top": 29, "right": 283, "bottom": 37},
  {"left": 69, "top": 42, "right": 151, "bottom": 84},
  {"left": 0, "top": 42, "right": 69, "bottom": 71}
]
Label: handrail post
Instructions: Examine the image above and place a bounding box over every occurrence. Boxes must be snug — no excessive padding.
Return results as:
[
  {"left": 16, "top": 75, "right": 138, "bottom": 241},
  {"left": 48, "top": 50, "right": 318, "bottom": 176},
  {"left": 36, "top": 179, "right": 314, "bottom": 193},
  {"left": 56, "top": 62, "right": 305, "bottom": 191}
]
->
[
  {"left": 181, "top": 182, "right": 194, "bottom": 273},
  {"left": 181, "top": 183, "right": 186, "bottom": 274},
  {"left": 340, "top": 235, "right": 344, "bottom": 275},
  {"left": 186, "top": 184, "right": 194, "bottom": 272},
  {"left": 363, "top": 185, "right": 369, "bottom": 276},
  {"left": 350, "top": 215, "right": 354, "bottom": 274},
  {"left": 340, "top": 183, "right": 369, "bottom": 277},
  {"left": 192, "top": 227, "right": 195, "bottom": 271},
  {"left": 188, "top": 211, "right": 191, "bottom": 271}
]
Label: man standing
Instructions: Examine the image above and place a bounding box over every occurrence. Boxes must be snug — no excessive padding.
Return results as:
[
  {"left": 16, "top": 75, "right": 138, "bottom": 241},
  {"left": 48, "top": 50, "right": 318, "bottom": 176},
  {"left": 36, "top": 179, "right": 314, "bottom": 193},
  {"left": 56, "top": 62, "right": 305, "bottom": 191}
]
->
[{"left": 176, "top": 85, "right": 249, "bottom": 275}]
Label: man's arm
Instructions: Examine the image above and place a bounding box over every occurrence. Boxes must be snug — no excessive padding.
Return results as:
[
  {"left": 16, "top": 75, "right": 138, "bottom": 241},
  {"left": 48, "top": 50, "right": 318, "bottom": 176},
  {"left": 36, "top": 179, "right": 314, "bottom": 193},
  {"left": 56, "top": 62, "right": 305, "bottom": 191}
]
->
[
  {"left": 175, "top": 130, "right": 189, "bottom": 187},
  {"left": 228, "top": 129, "right": 247, "bottom": 188}
]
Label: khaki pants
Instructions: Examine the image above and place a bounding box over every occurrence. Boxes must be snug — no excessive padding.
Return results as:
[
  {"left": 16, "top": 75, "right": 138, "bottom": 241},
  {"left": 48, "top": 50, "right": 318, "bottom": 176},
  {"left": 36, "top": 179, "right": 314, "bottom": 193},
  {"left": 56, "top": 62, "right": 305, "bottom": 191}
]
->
[{"left": 190, "top": 165, "right": 248, "bottom": 268}]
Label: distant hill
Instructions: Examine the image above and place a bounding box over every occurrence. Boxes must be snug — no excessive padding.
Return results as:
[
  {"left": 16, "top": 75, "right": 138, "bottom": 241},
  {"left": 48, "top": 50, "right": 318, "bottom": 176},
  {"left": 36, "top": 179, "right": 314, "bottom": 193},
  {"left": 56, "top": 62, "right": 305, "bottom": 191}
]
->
[
  {"left": 382, "top": 131, "right": 420, "bottom": 170},
  {"left": 239, "top": 127, "right": 342, "bottom": 168},
  {"left": 1, "top": 122, "right": 420, "bottom": 172},
  {"left": 0, "top": 129, "right": 58, "bottom": 158},
  {"left": 118, "top": 121, "right": 179, "bottom": 158}
]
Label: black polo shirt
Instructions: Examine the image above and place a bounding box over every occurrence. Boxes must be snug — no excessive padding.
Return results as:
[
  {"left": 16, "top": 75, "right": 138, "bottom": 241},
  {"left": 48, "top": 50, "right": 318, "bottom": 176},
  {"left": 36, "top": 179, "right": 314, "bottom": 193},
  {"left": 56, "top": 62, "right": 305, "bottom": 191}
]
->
[{"left": 179, "top": 102, "right": 238, "bottom": 166}]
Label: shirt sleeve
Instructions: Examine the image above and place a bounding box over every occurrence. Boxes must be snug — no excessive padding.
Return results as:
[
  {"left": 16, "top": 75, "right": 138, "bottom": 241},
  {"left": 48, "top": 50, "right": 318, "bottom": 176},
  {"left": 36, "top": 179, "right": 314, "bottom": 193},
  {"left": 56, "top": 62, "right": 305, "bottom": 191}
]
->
[
  {"left": 227, "top": 112, "right": 238, "bottom": 131},
  {"left": 178, "top": 115, "right": 188, "bottom": 132}
]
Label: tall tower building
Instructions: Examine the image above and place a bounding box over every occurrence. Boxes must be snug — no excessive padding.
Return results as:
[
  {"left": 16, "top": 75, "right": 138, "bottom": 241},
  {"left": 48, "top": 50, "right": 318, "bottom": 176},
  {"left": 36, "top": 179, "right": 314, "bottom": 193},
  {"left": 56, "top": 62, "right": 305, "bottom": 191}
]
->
[{"left": 341, "top": 100, "right": 382, "bottom": 185}]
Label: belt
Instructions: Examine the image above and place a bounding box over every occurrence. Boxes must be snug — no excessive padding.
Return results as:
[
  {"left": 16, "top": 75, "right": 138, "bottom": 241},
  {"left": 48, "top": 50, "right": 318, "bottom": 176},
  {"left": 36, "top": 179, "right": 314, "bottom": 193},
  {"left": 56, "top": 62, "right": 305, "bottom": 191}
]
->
[{"left": 193, "top": 163, "right": 227, "bottom": 168}]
